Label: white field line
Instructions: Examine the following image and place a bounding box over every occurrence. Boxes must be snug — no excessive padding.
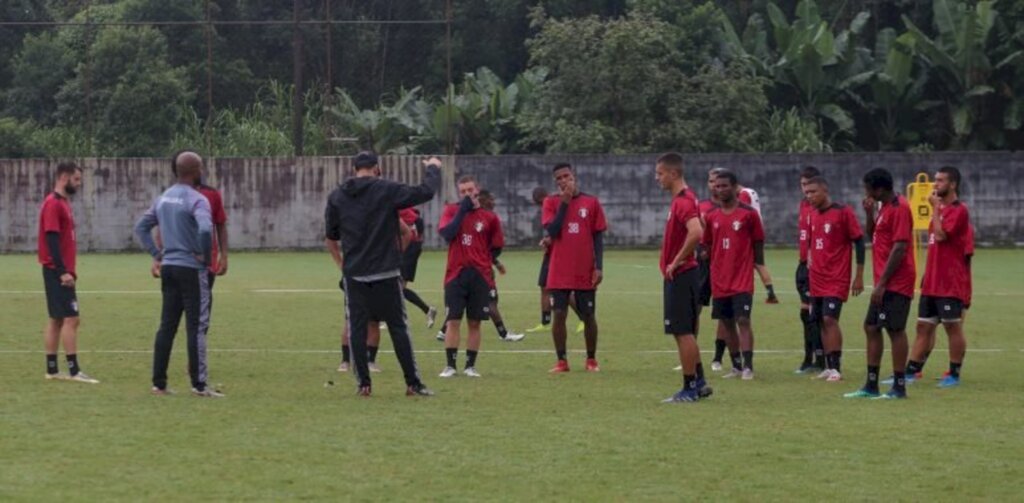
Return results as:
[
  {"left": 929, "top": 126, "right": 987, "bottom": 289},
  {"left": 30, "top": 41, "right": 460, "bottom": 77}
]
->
[
  {"left": 0, "top": 348, "right": 1015, "bottom": 355},
  {"left": 6, "top": 288, "right": 1022, "bottom": 297}
]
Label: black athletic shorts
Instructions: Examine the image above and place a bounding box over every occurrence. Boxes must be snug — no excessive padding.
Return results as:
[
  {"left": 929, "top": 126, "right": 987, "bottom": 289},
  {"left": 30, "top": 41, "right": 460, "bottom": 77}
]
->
[
  {"left": 401, "top": 241, "right": 423, "bottom": 282},
  {"left": 663, "top": 267, "right": 700, "bottom": 336},
  {"left": 698, "top": 258, "right": 712, "bottom": 307},
  {"left": 42, "top": 267, "right": 78, "bottom": 319},
  {"left": 712, "top": 293, "right": 754, "bottom": 321},
  {"left": 537, "top": 252, "right": 551, "bottom": 288},
  {"left": 864, "top": 291, "right": 912, "bottom": 332},
  {"left": 918, "top": 295, "right": 964, "bottom": 324},
  {"left": 810, "top": 296, "right": 844, "bottom": 321},
  {"left": 550, "top": 289, "right": 596, "bottom": 318},
  {"left": 445, "top": 268, "right": 492, "bottom": 321},
  {"left": 795, "top": 262, "right": 811, "bottom": 304}
]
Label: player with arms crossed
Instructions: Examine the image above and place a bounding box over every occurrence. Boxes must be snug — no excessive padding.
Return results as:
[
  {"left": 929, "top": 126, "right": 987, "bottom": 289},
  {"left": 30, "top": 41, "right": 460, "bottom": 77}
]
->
[
  {"left": 794, "top": 166, "right": 826, "bottom": 373},
  {"left": 804, "top": 176, "right": 865, "bottom": 382},
  {"left": 844, "top": 168, "right": 915, "bottom": 399},
  {"left": 543, "top": 163, "right": 607, "bottom": 373}
]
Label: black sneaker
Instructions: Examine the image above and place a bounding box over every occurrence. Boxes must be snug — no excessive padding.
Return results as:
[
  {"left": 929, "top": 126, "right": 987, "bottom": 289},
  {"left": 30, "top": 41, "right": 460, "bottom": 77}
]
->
[{"left": 406, "top": 383, "right": 434, "bottom": 397}]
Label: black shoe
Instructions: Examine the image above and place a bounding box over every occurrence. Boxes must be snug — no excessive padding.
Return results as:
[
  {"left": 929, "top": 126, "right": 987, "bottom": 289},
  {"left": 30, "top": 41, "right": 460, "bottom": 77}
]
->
[
  {"left": 406, "top": 383, "right": 434, "bottom": 397},
  {"left": 356, "top": 384, "right": 372, "bottom": 397}
]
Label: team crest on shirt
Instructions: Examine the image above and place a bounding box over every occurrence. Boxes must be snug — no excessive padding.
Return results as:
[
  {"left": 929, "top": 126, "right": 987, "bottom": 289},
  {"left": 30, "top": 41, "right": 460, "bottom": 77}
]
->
[
  {"left": 474, "top": 221, "right": 484, "bottom": 233},
  {"left": 579, "top": 208, "right": 588, "bottom": 218},
  {"left": 824, "top": 223, "right": 832, "bottom": 234},
  {"left": 732, "top": 220, "right": 741, "bottom": 231}
]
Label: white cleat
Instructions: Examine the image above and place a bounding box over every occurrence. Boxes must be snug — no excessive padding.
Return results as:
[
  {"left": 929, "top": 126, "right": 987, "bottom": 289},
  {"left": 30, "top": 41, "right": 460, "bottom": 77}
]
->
[
  {"left": 672, "top": 365, "right": 683, "bottom": 371},
  {"left": 439, "top": 366, "right": 457, "bottom": 378},
  {"left": 741, "top": 369, "right": 755, "bottom": 381},
  {"left": 503, "top": 332, "right": 525, "bottom": 342},
  {"left": 337, "top": 361, "right": 350, "bottom": 372},
  {"left": 722, "top": 368, "right": 743, "bottom": 379},
  {"left": 368, "top": 362, "right": 382, "bottom": 373},
  {"left": 825, "top": 370, "right": 843, "bottom": 382},
  {"left": 436, "top": 331, "right": 446, "bottom": 342},
  {"left": 426, "top": 307, "right": 438, "bottom": 329},
  {"left": 68, "top": 372, "right": 100, "bottom": 384},
  {"left": 710, "top": 361, "right": 723, "bottom": 372},
  {"left": 812, "top": 369, "right": 832, "bottom": 380},
  {"left": 191, "top": 387, "right": 225, "bottom": 398},
  {"left": 44, "top": 373, "right": 68, "bottom": 381},
  {"left": 463, "top": 367, "right": 482, "bottom": 378}
]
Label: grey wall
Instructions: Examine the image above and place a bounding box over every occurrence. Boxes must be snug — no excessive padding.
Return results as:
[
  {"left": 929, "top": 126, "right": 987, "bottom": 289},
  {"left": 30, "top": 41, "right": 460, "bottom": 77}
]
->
[{"left": 2, "top": 153, "right": 1021, "bottom": 253}]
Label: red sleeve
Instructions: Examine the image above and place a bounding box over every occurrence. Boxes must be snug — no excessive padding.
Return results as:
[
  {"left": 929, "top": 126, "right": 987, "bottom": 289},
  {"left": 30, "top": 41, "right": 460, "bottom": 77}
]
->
[
  {"left": 439, "top": 204, "right": 456, "bottom": 229},
  {"left": 738, "top": 191, "right": 752, "bottom": 205},
  {"left": 399, "top": 208, "right": 418, "bottom": 225},
  {"left": 491, "top": 214, "right": 505, "bottom": 249},
  {"left": 592, "top": 199, "right": 608, "bottom": 232},
  {"left": 942, "top": 204, "right": 968, "bottom": 236},
  {"left": 674, "top": 197, "right": 699, "bottom": 225},
  {"left": 209, "top": 191, "right": 227, "bottom": 225},
  {"left": 40, "top": 199, "right": 61, "bottom": 233},
  {"left": 845, "top": 206, "right": 864, "bottom": 240},
  {"left": 893, "top": 204, "right": 913, "bottom": 243},
  {"left": 751, "top": 211, "right": 766, "bottom": 242},
  {"left": 965, "top": 225, "right": 975, "bottom": 255},
  {"left": 541, "top": 197, "right": 557, "bottom": 226}
]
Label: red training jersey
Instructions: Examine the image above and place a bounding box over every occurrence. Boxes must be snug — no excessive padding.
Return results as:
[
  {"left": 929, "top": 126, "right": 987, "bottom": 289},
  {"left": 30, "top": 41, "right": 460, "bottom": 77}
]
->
[
  {"left": 808, "top": 203, "right": 863, "bottom": 301},
  {"left": 921, "top": 200, "right": 971, "bottom": 303},
  {"left": 660, "top": 189, "right": 701, "bottom": 278},
  {"left": 798, "top": 199, "right": 813, "bottom": 262},
  {"left": 543, "top": 193, "right": 608, "bottom": 290},
  {"left": 439, "top": 204, "right": 504, "bottom": 288},
  {"left": 698, "top": 199, "right": 715, "bottom": 222},
  {"left": 702, "top": 204, "right": 765, "bottom": 297},
  {"left": 870, "top": 195, "right": 916, "bottom": 298},
  {"left": 965, "top": 223, "right": 975, "bottom": 306},
  {"left": 37, "top": 192, "right": 77, "bottom": 277},
  {"left": 399, "top": 207, "right": 423, "bottom": 242},
  {"left": 198, "top": 185, "right": 227, "bottom": 274}
]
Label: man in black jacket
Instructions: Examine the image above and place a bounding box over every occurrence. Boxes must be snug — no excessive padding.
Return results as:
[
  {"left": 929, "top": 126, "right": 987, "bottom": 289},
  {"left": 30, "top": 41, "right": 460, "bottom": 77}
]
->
[{"left": 325, "top": 152, "right": 442, "bottom": 397}]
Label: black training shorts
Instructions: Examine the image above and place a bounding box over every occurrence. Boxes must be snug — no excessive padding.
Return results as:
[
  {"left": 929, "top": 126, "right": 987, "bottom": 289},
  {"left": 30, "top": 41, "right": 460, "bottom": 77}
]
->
[
  {"left": 711, "top": 292, "right": 754, "bottom": 321},
  {"left": 664, "top": 267, "right": 700, "bottom": 336},
  {"left": 865, "top": 291, "right": 912, "bottom": 332},
  {"left": 810, "top": 296, "right": 844, "bottom": 321},
  {"left": 42, "top": 267, "right": 78, "bottom": 319},
  {"left": 445, "top": 268, "right": 492, "bottom": 321}
]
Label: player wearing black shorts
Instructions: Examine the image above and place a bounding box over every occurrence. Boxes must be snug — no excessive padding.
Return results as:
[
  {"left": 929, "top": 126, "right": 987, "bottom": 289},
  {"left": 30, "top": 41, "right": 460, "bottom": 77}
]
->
[
  {"left": 795, "top": 166, "right": 825, "bottom": 373},
  {"left": 399, "top": 207, "right": 438, "bottom": 329}
]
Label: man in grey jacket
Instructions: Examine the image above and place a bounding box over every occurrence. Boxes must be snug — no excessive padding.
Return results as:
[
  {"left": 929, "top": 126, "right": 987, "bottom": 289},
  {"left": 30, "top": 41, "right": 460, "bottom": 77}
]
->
[{"left": 134, "top": 151, "right": 219, "bottom": 397}]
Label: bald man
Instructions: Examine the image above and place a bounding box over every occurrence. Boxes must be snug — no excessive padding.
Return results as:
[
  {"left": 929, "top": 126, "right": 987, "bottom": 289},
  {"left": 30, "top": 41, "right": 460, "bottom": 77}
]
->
[{"left": 135, "top": 152, "right": 220, "bottom": 397}]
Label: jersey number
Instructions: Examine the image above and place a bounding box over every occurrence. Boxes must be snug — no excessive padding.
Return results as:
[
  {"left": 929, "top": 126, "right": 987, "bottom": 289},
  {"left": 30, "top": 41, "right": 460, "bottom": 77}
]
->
[
  {"left": 568, "top": 222, "right": 580, "bottom": 234},
  {"left": 815, "top": 238, "right": 824, "bottom": 250},
  {"left": 461, "top": 234, "right": 473, "bottom": 246},
  {"left": 722, "top": 238, "right": 731, "bottom": 250}
]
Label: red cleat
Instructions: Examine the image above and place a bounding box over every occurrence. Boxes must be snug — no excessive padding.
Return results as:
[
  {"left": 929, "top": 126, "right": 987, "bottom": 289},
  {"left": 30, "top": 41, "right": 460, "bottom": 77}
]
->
[
  {"left": 585, "top": 358, "right": 601, "bottom": 372},
  {"left": 549, "top": 360, "right": 570, "bottom": 373},
  {"left": 357, "top": 385, "right": 372, "bottom": 397}
]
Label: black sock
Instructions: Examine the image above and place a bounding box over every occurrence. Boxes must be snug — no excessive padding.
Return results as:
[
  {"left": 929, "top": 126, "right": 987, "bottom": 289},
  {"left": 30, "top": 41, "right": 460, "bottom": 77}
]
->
[
  {"left": 494, "top": 320, "right": 508, "bottom": 339},
  {"left": 367, "top": 346, "right": 379, "bottom": 363},
  {"left": 742, "top": 351, "right": 753, "bottom": 371},
  {"left": 683, "top": 374, "right": 696, "bottom": 390},
  {"left": 542, "top": 311, "right": 551, "bottom": 325},
  {"left": 466, "top": 350, "right": 478, "bottom": 368},
  {"left": 445, "top": 348, "right": 458, "bottom": 368},
  {"left": 586, "top": 350, "right": 596, "bottom": 359},
  {"left": 949, "top": 361, "right": 962, "bottom": 378},
  {"left": 556, "top": 350, "right": 567, "bottom": 361},
  {"left": 826, "top": 352, "right": 835, "bottom": 370},
  {"left": 866, "top": 365, "right": 880, "bottom": 391},
  {"left": 713, "top": 339, "right": 727, "bottom": 362},
  {"left": 403, "top": 288, "right": 431, "bottom": 314},
  {"left": 800, "top": 310, "right": 813, "bottom": 364},
  {"left": 832, "top": 351, "right": 842, "bottom": 372},
  {"left": 766, "top": 284, "right": 776, "bottom": 298},
  {"left": 46, "top": 354, "right": 58, "bottom": 375},
  {"left": 730, "top": 352, "right": 742, "bottom": 371},
  {"left": 341, "top": 345, "right": 351, "bottom": 363},
  {"left": 894, "top": 371, "right": 907, "bottom": 391},
  {"left": 66, "top": 354, "right": 80, "bottom": 376},
  {"left": 696, "top": 363, "right": 705, "bottom": 381},
  {"left": 906, "top": 360, "right": 923, "bottom": 375}
]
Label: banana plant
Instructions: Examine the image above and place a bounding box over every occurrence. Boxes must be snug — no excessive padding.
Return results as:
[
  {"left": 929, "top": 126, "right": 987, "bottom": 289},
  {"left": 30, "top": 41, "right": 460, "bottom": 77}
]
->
[{"left": 327, "top": 86, "right": 423, "bottom": 154}]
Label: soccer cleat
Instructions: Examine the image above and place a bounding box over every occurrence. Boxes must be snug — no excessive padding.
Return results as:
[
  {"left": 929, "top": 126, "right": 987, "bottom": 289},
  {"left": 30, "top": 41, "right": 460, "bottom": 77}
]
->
[
  {"left": 741, "top": 369, "right": 755, "bottom": 381},
  {"left": 150, "top": 386, "right": 173, "bottom": 396},
  {"left": 825, "top": 370, "right": 843, "bottom": 382},
  {"left": 937, "top": 375, "right": 960, "bottom": 388},
  {"left": 722, "top": 368, "right": 743, "bottom": 379},
  {"left": 672, "top": 364, "right": 683, "bottom": 371},
  {"left": 406, "top": 383, "right": 434, "bottom": 397},
  {"left": 357, "top": 385, "right": 372, "bottom": 397},
  {"left": 337, "top": 361, "right": 350, "bottom": 372},
  {"left": 191, "top": 387, "right": 225, "bottom": 398},
  {"left": 426, "top": 307, "right": 438, "bottom": 329},
  {"left": 710, "top": 361, "right": 723, "bottom": 372},
  {"left": 368, "top": 362, "right": 382, "bottom": 373},
  {"left": 936, "top": 370, "right": 952, "bottom": 381},
  {"left": 882, "top": 374, "right": 918, "bottom": 385},
  {"left": 439, "top": 366, "right": 458, "bottom": 378},
  {"left": 766, "top": 294, "right": 780, "bottom": 304},
  {"left": 585, "top": 358, "right": 600, "bottom": 372},
  {"left": 873, "top": 388, "right": 907, "bottom": 399},
  {"left": 44, "top": 372, "right": 67, "bottom": 381},
  {"left": 812, "top": 369, "right": 832, "bottom": 380},
  {"left": 843, "top": 387, "right": 880, "bottom": 398},
  {"left": 503, "top": 332, "right": 526, "bottom": 342},
  {"left": 68, "top": 372, "right": 100, "bottom": 384},
  {"left": 661, "top": 388, "right": 701, "bottom": 403},
  {"left": 793, "top": 363, "right": 816, "bottom": 374},
  {"left": 525, "top": 323, "right": 549, "bottom": 333},
  {"left": 575, "top": 321, "right": 585, "bottom": 334},
  {"left": 463, "top": 367, "right": 482, "bottom": 378},
  {"left": 695, "top": 378, "right": 714, "bottom": 399},
  {"left": 549, "top": 360, "right": 570, "bottom": 373},
  {"left": 880, "top": 375, "right": 895, "bottom": 385},
  {"left": 435, "top": 330, "right": 446, "bottom": 342}
]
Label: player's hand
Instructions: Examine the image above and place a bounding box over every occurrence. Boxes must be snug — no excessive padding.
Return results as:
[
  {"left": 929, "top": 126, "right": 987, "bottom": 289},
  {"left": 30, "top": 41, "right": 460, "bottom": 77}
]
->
[
  {"left": 150, "top": 260, "right": 161, "bottom": 278},
  {"left": 870, "top": 284, "right": 885, "bottom": 306},
  {"left": 539, "top": 236, "right": 551, "bottom": 249},
  {"left": 928, "top": 191, "right": 940, "bottom": 208},
  {"left": 423, "top": 156, "right": 442, "bottom": 168},
  {"left": 665, "top": 262, "right": 678, "bottom": 280},
  {"left": 862, "top": 196, "right": 876, "bottom": 214},
  {"left": 217, "top": 255, "right": 228, "bottom": 276},
  {"left": 496, "top": 262, "right": 507, "bottom": 275},
  {"left": 59, "top": 273, "right": 75, "bottom": 288},
  {"left": 560, "top": 181, "right": 574, "bottom": 203},
  {"left": 459, "top": 195, "right": 474, "bottom": 211},
  {"left": 592, "top": 269, "right": 603, "bottom": 287},
  {"left": 852, "top": 276, "right": 864, "bottom": 296}
]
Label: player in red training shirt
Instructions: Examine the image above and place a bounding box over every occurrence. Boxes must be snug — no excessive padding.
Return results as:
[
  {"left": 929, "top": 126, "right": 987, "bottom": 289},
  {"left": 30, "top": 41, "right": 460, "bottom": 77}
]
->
[
  {"left": 437, "top": 176, "right": 505, "bottom": 378},
  {"left": 399, "top": 206, "right": 438, "bottom": 328},
  {"left": 656, "top": 153, "right": 712, "bottom": 403},
  {"left": 38, "top": 162, "right": 99, "bottom": 384},
  {"left": 737, "top": 184, "right": 779, "bottom": 304},
  {"left": 804, "top": 176, "right": 865, "bottom": 383},
  {"left": 543, "top": 163, "right": 607, "bottom": 373},
  {"left": 703, "top": 171, "right": 766, "bottom": 380},
  {"left": 843, "top": 168, "right": 915, "bottom": 400},
  {"left": 794, "top": 166, "right": 826, "bottom": 373},
  {"left": 905, "top": 167, "right": 971, "bottom": 388}
]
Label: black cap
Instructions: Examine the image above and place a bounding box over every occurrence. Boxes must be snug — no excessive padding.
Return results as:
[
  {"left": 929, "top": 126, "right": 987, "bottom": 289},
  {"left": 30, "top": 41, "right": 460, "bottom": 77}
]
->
[{"left": 354, "top": 151, "right": 378, "bottom": 168}]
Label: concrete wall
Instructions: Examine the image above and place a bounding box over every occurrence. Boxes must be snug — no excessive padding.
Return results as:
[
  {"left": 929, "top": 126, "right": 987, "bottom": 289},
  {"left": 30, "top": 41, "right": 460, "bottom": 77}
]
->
[{"left": 2, "top": 153, "right": 1021, "bottom": 252}]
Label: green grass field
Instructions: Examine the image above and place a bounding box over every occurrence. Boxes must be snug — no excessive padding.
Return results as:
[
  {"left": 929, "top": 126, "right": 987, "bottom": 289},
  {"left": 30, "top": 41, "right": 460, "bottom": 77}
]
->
[{"left": 1, "top": 249, "right": 1022, "bottom": 501}]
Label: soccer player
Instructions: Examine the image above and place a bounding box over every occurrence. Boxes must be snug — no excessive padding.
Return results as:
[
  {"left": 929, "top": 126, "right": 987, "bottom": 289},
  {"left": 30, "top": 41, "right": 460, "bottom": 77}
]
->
[
  {"left": 794, "top": 166, "right": 825, "bottom": 373},
  {"left": 905, "top": 166, "right": 971, "bottom": 388},
  {"left": 526, "top": 186, "right": 553, "bottom": 333},
  {"left": 703, "top": 170, "right": 766, "bottom": 380},
  {"left": 804, "top": 176, "right": 865, "bottom": 382},
  {"left": 437, "top": 176, "right": 506, "bottom": 378},
  {"left": 656, "top": 153, "right": 710, "bottom": 402},
  {"left": 323, "top": 151, "right": 440, "bottom": 397},
  {"left": 701, "top": 167, "right": 738, "bottom": 373},
  {"left": 844, "top": 168, "right": 915, "bottom": 399},
  {"left": 399, "top": 206, "right": 438, "bottom": 328},
  {"left": 38, "top": 162, "right": 98, "bottom": 384},
  {"left": 478, "top": 190, "right": 525, "bottom": 342},
  {"left": 543, "top": 163, "right": 607, "bottom": 373},
  {"left": 737, "top": 183, "right": 779, "bottom": 304},
  {"left": 135, "top": 152, "right": 219, "bottom": 397}
]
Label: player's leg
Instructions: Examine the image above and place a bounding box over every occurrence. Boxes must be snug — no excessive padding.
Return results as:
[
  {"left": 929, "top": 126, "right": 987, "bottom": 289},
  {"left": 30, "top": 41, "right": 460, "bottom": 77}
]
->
[
  {"left": 795, "top": 262, "right": 819, "bottom": 372},
  {"left": 847, "top": 301, "right": 884, "bottom": 397},
  {"left": 528, "top": 255, "right": 552, "bottom": 333},
  {"left": 712, "top": 297, "right": 741, "bottom": 377},
  {"left": 817, "top": 298, "right": 844, "bottom": 381},
  {"left": 44, "top": 318, "right": 63, "bottom": 378},
  {"left": 441, "top": 273, "right": 467, "bottom": 377},
  {"left": 379, "top": 278, "right": 430, "bottom": 394},
  {"left": 339, "top": 321, "right": 351, "bottom": 372},
  {"left": 402, "top": 287, "right": 431, "bottom": 315},
  {"left": 344, "top": 278, "right": 373, "bottom": 394},
  {"left": 549, "top": 290, "right": 571, "bottom": 372},
  {"left": 367, "top": 320, "right": 382, "bottom": 372},
  {"left": 574, "top": 290, "right": 599, "bottom": 371},
  {"left": 59, "top": 315, "right": 83, "bottom": 378},
  {"left": 465, "top": 319, "right": 483, "bottom": 376},
  {"left": 662, "top": 268, "right": 710, "bottom": 402},
  {"left": 938, "top": 298, "right": 966, "bottom": 388},
  {"left": 735, "top": 294, "right": 755, "bottom": 379},
  {"left": 461, "top": 272, "right": 489, "bottom": 376},
  {"left": 906, "top": 296, "right": 939, "bottom": 381},
  {"left": 181, "top": 268, "right": 212, "bottom": 395},
  {"left": 755, "top": 263, "right": 778, "bottom": 303},
  {"left": 152, "top": 266, "right": 185, "bottom": 393}
]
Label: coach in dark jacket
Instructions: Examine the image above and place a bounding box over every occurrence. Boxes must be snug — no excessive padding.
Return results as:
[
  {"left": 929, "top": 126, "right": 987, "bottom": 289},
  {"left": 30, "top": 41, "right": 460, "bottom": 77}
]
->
[{"left": 325, "top": 151, "right": 442, "bottom": 397}]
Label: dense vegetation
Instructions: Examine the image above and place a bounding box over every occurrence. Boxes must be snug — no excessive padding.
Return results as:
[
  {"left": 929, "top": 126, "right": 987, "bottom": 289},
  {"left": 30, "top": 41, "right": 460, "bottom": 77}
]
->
[{"left": 1, "top": 0, "right": 1022, "bottom": 156}]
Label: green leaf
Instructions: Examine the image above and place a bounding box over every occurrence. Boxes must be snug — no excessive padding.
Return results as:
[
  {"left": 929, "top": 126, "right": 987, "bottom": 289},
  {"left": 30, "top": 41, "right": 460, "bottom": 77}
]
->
[
  {"left": 796, "top": 0, "right": 821, "bottom": 26},
  {"left": 885, "top": 33, "right": 915, "bottom": 94},
  {"left": 874, "top": 28, "right": 896, "bottom": 63},
  {"left": 766, "top": 3, "right": 792, "bottom": 50},
  {"left": 849, "top": 11, "right": 871, "bottom": 35},
  {"left": 995, "top": 50, "right": 1023, "bottom": 70},
  {"left": 1005, "top": 99, "right": 1024, "bottom": 130},
  {"left": 965, "top": 85, "right": 994, "bottom": 97},
  {"left": 933, "top": 0, "right": 959, "bottom": 50},
  {"left": 819, "top": 103, "right": 854, "bottom": 132},
  {"left": 952, "top": 105, "right": 971, "bottom": 136}
]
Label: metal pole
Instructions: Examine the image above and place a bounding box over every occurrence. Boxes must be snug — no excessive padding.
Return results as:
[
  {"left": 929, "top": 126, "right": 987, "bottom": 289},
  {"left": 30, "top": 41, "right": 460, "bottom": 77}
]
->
[
  {"left": 205, "top": 0, "right": 214, "bottom": 156},
  {"left": 445, "top": 0, "right": 453, "bottom": 155},
  {"left": 291, "top": 0, "right": 305, "bottom": 156},
  {"left": 84, "top": 0, "right": 94, "bottom": 153}
]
